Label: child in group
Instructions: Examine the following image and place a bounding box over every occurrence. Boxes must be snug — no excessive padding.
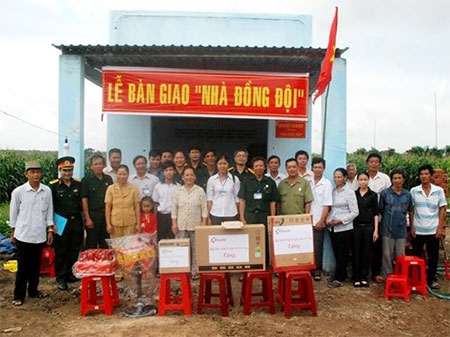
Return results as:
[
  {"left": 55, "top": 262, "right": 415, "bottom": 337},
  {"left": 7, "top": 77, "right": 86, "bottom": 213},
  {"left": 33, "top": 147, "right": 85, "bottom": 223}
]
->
[
  {"left": 353, "top": 172, "right": 379, "bottom": 287},
  {"left": 139, "top": 196, "right": 158, "bottom": 288},
  {"left": 140, "top": 196, "right": 158, "bottom": 236}
]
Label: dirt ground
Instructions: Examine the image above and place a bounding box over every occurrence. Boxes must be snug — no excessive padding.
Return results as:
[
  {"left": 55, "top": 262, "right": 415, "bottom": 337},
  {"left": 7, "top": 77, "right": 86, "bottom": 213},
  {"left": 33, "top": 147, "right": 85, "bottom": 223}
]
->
[{"left": 1, "top": 236, "right": 450, "bottom": 337}]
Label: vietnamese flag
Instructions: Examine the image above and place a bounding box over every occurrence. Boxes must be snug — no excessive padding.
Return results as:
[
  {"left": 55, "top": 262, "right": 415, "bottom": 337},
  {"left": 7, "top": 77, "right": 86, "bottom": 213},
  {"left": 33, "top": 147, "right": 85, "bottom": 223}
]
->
[{"left": 313, "top": 7, "right": 338, "bottom": 104}]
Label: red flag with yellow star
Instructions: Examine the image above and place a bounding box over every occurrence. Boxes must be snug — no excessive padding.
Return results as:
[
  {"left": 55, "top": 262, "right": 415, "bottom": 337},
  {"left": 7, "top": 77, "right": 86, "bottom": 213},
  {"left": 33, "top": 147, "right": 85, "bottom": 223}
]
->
[{"left": 313, "top": 7, "right": 338, "bottom": 104}]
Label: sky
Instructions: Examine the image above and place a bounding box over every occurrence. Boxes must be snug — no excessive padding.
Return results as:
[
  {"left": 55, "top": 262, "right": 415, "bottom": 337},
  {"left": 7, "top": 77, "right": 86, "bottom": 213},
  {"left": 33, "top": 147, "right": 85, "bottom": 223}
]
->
[{"left": 0, "top": 0, "right": 449, "bottom": 154}]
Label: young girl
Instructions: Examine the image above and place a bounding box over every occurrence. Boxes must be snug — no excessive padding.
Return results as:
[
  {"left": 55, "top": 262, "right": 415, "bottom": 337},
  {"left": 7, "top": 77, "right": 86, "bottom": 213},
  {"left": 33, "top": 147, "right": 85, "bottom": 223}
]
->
[
  {"left": 140, "top": 196, "right": 158, "bottom": 236},
  {"left": 353, "top": 172, "right": 379, "bottom": 287}
]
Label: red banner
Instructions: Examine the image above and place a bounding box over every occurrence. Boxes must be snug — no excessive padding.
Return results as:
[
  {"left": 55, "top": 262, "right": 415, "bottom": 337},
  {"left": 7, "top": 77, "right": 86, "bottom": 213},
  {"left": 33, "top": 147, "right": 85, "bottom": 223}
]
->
[
  {"left": 102, "top": 67, "right": 309, "bottom": 120},
  {"left": 275, "top": 121, "right": 306, "bottom": 138}
]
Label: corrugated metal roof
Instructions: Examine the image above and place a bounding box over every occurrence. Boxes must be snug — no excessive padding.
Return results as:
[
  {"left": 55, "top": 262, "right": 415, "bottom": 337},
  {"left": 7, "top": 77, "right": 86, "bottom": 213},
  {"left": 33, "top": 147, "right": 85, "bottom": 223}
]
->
[{"left": 53, "top": 44, "right": 347, "bottom": 93}]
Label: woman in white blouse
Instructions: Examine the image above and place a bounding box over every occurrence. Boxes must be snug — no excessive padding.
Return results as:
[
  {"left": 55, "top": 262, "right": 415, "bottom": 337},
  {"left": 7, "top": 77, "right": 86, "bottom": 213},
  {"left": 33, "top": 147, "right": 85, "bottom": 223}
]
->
[
  {"left": 326, "top": 167, "right": 359, "bottom": 288},
  {"left": 206, "top": 155, "right": 241, "bottom": 225}
]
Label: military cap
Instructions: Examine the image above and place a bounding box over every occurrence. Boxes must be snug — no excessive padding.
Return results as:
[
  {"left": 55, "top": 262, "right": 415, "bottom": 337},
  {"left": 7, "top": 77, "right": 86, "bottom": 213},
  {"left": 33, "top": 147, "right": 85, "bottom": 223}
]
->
[{"left": 57, "top": 156, "right": 75, "bottom": 168}]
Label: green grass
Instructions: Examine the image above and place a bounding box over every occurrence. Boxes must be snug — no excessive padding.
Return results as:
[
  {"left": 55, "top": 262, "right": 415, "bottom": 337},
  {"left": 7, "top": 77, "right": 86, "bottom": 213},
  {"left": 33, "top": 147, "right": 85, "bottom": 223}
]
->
[{"left": 0, "top": 202, "right": 10, "bottom": 237}]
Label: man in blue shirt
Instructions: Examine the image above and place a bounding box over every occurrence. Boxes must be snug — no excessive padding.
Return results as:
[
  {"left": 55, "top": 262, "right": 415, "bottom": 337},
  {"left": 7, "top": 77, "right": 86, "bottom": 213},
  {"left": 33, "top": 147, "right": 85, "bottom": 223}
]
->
[{"left": 379, "top": 168, "right": 413, "bottom": 280}]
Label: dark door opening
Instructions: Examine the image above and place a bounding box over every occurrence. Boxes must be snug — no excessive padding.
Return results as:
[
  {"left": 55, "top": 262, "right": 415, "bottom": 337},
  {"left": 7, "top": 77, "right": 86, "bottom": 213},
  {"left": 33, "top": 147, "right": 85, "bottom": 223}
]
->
[{"left": 151, "top": 117, "right": 267, "bottom": 160}]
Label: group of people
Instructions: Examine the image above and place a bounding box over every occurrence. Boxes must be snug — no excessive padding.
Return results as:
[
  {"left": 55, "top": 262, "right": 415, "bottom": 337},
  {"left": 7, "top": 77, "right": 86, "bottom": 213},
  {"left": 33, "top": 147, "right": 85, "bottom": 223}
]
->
[
  {"left": 7, "top": 147, "right": 447, "bottom": 306},
  {"left": 330, "top": 154, "right": 446, "bottom": 291}
]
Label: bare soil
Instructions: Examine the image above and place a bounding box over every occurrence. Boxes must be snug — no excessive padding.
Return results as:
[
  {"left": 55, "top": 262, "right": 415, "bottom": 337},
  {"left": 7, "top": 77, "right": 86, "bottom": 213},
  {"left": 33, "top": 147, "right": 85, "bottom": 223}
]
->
[{"left": 1, "top": 236, "right": 450, "bottom": 337}]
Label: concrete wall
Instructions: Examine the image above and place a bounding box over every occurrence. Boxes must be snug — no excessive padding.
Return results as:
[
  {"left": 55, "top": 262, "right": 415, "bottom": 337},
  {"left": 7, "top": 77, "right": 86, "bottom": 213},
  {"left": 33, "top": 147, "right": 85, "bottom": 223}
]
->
[
  {"left": 58, "top": 55, "right": 85, "bottom": 177},
  {"left": 107, "top": 11, "right": 313, "bottom": 167}
]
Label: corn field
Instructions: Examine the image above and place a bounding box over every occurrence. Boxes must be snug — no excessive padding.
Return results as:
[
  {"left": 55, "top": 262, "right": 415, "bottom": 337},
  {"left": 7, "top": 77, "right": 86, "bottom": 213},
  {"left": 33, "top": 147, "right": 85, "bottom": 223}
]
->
[
  {"left": 347, "top": 151, "right": 450, "bottom": 191},
  {"left": 0, "top": 151, "right": 58, "bottom": 203}
]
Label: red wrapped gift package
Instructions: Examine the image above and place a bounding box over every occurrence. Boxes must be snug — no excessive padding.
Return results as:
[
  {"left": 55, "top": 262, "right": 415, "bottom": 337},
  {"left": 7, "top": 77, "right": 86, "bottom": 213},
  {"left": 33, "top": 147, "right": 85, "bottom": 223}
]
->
[{"left": 73, "top": 249, "right": 119, "bottom": 277}]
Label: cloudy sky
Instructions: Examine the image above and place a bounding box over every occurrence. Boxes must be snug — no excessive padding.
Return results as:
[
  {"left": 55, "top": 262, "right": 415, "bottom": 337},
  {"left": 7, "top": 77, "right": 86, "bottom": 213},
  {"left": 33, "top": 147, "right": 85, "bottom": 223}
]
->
[{"left": 0, "top": 0, "right": 449, "bottom": 153}]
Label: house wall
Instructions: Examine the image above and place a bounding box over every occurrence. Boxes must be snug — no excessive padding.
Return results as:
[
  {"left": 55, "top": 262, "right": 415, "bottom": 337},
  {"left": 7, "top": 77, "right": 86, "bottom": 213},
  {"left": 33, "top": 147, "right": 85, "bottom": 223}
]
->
[{"left": 106, "top": 11, "right": 314, "bottom": 168}]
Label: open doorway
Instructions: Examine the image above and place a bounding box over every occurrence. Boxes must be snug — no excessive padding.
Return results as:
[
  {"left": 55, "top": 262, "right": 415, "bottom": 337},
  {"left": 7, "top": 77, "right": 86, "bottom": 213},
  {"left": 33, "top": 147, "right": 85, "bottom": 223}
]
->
[{"left": 151, "top": 116, "right": 267, "bottom": 160}]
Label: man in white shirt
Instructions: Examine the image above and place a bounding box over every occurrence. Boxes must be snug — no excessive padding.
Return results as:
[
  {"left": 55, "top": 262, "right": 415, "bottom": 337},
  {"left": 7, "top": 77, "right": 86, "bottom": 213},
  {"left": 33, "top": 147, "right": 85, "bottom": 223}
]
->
[
  {"left": 346, "top": 163, "right": 359, "bottom": 191},
  {"left": 103, "top": 148, "right": 122, "bottom": 183},
  {"left": 9, "top": 160, "right": 55, "bottom": 306},
  {"left": 295, "top": 150, "right": 314, "bottom": 182},
  {"left": 309, "top": 157, "right": 333, "bottom": 280},
  {"left": 366, "top": 153, "right": 391, "bottom": 282},
  {"left": 128, "top": 155, "right": 159, "bottom": 199},
  {"left": 152, "top": 161, "right": 180, "bottom": 241},
  {"left": 265, "top": 155, "right": 286, "bottom": 187}
]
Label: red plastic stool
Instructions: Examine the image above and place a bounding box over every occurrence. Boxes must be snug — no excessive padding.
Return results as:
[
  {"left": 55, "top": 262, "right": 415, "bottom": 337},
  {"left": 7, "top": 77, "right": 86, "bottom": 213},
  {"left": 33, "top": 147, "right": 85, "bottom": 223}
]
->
[
  {"left": 198, "top": 273, "right": 234, "bottom": 317},
  {"left": 240, "top": 271, "right": 275, "bottom": 315},
  {"left": 276, "top": 271, "right": 287, "bottom": 306},
  {"left": 385, "top": 274, "right": 410, "bottom": 302},
  {"left": 40, "top": 247, "right": 55, "bottom": 278},
  {"left": 394, "top": 256, "right": 427, "bottom": 296},
  {"left": 158, "top": 273, "right": 192, "bottom": 316},
  {"left": 80, "top": 275, "right": 120, "bottom": 316},
  {"left": 444, "top": 260, "right": 450, "bottom": 280},
  {"left": 279, "top": 271, "right": 317, "bottom": 317}
]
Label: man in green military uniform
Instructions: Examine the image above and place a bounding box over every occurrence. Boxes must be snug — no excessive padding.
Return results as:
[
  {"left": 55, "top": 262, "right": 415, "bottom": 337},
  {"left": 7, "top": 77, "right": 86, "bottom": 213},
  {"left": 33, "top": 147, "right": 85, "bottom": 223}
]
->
[
  {"left": 81, "top": 154, "right": 113, "bottom": 249},
  {"left": 229, "top": 149, "right": 255, "bottom": 182},
  {"left": 278, "top": 158, "right": 314, "bottom": 215},
  {"left": 239, "top": 157, "right": 280, "bottom": 266},
  {"left": 50, "top": 156, "right": 82, "bottom": 290}
]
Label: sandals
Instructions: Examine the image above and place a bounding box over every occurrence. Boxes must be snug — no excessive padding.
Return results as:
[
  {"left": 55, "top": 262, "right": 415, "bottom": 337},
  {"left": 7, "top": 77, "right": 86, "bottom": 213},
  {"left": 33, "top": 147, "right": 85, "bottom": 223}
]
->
[
  {"left": 12, "top": 299, "right": 23, "bottom": 306},
  {"left": 30, "top": 291, "right": 49, "bottom": 299},
  {"left": 361, "top": 280, "right": 369, "bottom": 288}
]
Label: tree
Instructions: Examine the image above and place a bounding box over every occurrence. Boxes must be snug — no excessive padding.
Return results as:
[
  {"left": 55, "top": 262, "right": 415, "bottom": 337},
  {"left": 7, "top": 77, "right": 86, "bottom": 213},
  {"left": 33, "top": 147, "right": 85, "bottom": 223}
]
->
[
  {"left": 406, "top": 146, "right": 425, "bottom": 156},
  {"left": 354, "top": 148, "right": 368, "bottom": 156}
]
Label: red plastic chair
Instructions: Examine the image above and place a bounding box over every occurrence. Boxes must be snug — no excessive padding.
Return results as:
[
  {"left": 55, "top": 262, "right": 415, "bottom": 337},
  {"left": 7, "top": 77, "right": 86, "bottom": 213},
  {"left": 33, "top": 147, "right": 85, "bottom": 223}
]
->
[
  {"left": 40, "top": 247, "right": 56, "bottom": 278},
  {"left": 197, "top": 273, "right": 233, "bottom": 317},
  {"left": 240, "top": 271, "right": 275, "bottom": 315},
  {"left": 385, "top": 274, "right": 410, "bottom": 302},
  {"left": 158, "top": 273, "right": 192, "bottom": 316},
  {"left": 80, "top": 275, "right": 120, "bottom": 316},
  {"left": 278, "top": 271, "right": 317, "bottom": 317},
  {"left": 394, "top": 256, "right": 427, "bottom": 296}
]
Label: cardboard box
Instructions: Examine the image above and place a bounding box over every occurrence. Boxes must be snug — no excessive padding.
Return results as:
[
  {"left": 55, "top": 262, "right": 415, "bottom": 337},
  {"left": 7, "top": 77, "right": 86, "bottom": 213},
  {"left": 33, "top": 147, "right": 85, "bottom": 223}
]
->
[
  {"left": 268, "top": 214, "right": 315, "bottom": 272},
  {"left": 195, "top": 225, "right": 265, "bottom": 272},
  {"left": 158, "top": 239, "right": 191, "bottom": 274}
]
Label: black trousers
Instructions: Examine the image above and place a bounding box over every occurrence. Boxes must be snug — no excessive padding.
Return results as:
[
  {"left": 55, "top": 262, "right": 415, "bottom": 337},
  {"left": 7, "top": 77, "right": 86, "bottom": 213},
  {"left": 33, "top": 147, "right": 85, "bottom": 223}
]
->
[
  {"left": 330, "top": 229, "right": 353, "bottom": 282},
  {"left": 54, "top": 217, "right": 83, "bottom": 281},
  {"left": 370, "top": 235, "right": 382, "bottom": 278},
  {"left": 14, "top": 240, "right": 45, "bottom": 301},
  {"left": 312, "top": 228, "right": 325, "bottom": 276},
  {"left": 413, "top": 234, "right": 439, "bottom": 284},
  {"left": 85, "top": 212, "right": 109, "bottom": 249},
  {"left": 353, "top": 225, "right": 373, "bottom": 282},
  {"left": 157, "top": 212, "right": 174, "bottom": 241}
]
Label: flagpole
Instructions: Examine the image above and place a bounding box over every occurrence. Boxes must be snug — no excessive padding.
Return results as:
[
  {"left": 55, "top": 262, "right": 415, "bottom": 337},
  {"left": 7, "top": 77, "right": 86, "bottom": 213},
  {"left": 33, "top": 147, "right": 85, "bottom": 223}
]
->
[
  {"left": 313, "top": 7, "right": 338, "bottom": 157},
  {"left": 320, "top": 85, "right": 330, "bottom": 157}
]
